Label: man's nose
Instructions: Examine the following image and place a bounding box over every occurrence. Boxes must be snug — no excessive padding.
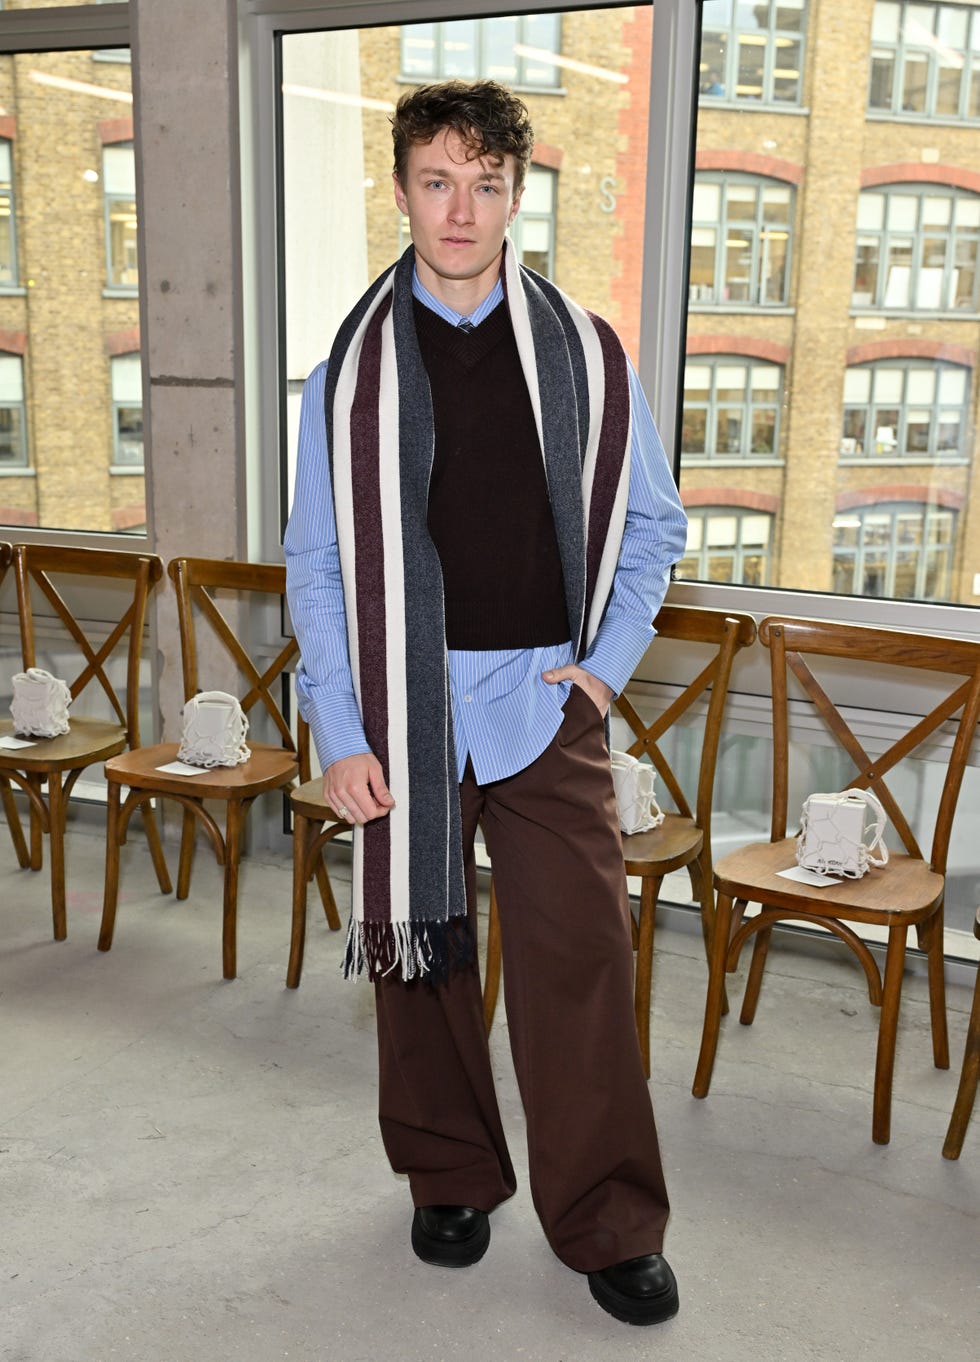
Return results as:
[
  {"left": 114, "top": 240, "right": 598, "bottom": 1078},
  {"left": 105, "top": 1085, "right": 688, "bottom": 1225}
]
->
[{"left": 447, "top": 189, "right": 474, "bottom": 224}]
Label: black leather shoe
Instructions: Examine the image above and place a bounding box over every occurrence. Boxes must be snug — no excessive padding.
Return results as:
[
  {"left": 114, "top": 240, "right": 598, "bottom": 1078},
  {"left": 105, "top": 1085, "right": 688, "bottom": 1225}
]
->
[
  {"left": 411, "top": 1205, "right": 490, "bottom": 1268},
  {"left": 587, "top": 1253, "right": 679, "bottom": 1325}
]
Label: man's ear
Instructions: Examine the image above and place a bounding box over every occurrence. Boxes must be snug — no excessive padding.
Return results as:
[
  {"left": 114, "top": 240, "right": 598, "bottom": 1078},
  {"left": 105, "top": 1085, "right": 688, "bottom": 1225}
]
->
[
  {"left": 508, "top": 189, "right": 524, "bottom": 226},
  {"left": 393, "top": 170, "right": 408, "bottom": 213}
]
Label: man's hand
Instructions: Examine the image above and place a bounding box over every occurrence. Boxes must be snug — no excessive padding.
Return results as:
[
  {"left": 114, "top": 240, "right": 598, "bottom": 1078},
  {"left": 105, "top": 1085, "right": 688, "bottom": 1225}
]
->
[
  {"left": 323, "top": 752, "right": 395, "bottom": 825},
  {"left": 542, "top": 664, "right": 614, "bottom": 715}
]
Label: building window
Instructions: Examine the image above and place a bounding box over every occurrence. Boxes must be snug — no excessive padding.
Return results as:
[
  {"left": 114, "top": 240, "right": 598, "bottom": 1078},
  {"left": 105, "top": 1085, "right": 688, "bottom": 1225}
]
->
[
  {"left": 682, "top": 356, "right": 783, "bottom": 459},
  {"left": 841, "top": 361, "right": 969, "bottom": 460},
  {"left": 833, "top": 502, "right": 956, "bottom": 600},
  {"left": 689, "top": 176, "right": 793, "bottom": 306},
  {"left": 401, "top": 14, "right": 562, "bottom": 89},
  {"left": 0, "top": 140, "right": 17, "bottom": 285},
  {"left": 0, "top": 353, "right": 27, "bottom": 467},
  {"left": 852, "top": 186, "right": 980, "bottom": 312},
  {"left": 103, "top": 143, "right": 138, "bottom": 289},
  {"left": 111, "top": 353, "right": 143, "bottom": 468},
  {"left": 699, "top": 0, "right": 807, "bottom": 105},
  {"left": 675, "top": 507, "right": 773, "bottom": 585},
  {"left": 511, "top": 165, "right": 556, "bottom": 277},
  {"left": 869, "top": 1, "right": 980, "bottom": 121}
]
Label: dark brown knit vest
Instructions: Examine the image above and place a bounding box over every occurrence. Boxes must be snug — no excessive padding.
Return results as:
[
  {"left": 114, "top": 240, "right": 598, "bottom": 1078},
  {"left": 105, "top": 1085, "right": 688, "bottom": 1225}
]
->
[{"left": 414, "top": 299, "right": 570, "bottom": 650}]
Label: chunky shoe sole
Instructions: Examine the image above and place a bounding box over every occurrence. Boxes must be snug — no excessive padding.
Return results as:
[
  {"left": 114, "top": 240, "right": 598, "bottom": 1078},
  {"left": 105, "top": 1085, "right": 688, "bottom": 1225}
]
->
[
  {"left": 587, "top": 1268, "right": 679, "bottom": 1325},
  {"left": 411, "top": 1208, "right": 490, "bottom": 1268}
]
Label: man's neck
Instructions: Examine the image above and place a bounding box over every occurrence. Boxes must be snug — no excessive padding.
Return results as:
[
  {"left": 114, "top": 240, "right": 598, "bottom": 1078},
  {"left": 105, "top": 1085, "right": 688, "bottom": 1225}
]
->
[{"left": 413, "top": 253, "right": 503, "bottom": 318}]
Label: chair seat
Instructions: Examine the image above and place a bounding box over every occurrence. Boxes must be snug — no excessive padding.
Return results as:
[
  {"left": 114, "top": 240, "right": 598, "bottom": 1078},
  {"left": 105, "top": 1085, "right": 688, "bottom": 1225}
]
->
[
  {"left": 105, "top": 741, "right": 298, "bottom": 799},
  {"left": 622, "top": 813, "right": 703, "bottom": 877},
  {"left": 0, "top": 716, "right": 126, "bottom": 769},
  {"left": 291, "top": 776, "right": 338, "bottom": 820},
  {"left": 715, "top": 838, "right": 944, "bottom": 925}
]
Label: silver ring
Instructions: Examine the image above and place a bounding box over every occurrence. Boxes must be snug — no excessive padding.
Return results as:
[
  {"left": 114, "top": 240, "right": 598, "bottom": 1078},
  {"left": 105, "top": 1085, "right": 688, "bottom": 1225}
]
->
[{"left": 336, "top": 804, "right": 349, "bottom": 818}]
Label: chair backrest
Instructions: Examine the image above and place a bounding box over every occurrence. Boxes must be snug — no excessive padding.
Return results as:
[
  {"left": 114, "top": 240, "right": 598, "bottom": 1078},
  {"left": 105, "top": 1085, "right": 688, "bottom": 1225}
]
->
[
  {"left": 13, "top": 543, "right": 164, "bottom": 747},
  {"left": 760, "top": 614, "right": 980, "bottom": 875},
  {"left": 168, "top": 556, "right": 306, "bottom": 766},
  {"left": 614, "top": 604, "right": 757, "bottom": 860}
]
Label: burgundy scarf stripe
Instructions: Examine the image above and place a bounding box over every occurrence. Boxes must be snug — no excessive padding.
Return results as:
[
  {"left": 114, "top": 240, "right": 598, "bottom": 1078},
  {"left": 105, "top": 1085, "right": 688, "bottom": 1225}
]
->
[
  {"left": 348, "top": 295, "right": 392, "bottom": 921},
  {"left": 584, "top": 311, "right": 631, "bottom": 623}
]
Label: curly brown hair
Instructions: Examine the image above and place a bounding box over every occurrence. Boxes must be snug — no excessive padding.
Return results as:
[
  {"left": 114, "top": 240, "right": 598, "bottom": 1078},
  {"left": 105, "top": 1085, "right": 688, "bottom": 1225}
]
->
[{"left": 391, "top": 80, "right": 534, "bottom": 194}]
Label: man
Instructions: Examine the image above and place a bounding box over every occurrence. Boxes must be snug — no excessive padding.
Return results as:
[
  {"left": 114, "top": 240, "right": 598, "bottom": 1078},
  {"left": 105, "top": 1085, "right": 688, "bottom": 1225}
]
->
[{"left": 285, "top": 79, "right": 688, "bottom": 1326}]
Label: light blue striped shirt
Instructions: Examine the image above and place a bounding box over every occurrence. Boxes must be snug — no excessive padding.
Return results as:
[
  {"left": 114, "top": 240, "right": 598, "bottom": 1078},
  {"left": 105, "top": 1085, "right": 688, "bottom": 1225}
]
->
[{"left": 284, "top": 273, "right": 688, "bottom": 784}]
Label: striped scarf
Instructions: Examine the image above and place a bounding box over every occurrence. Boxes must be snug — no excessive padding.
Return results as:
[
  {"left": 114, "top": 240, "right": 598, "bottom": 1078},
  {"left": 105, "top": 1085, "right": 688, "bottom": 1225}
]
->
[{"left": 325, "top": 241, "right": 632, "bottom": 983}]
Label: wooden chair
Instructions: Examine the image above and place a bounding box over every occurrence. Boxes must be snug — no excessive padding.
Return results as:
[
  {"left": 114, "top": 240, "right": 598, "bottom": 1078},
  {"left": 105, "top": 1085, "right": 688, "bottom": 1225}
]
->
[
  {"left": 693, "top": 615, "right": 980, "bottom": 1145},
  {"left": 942, "top": 907, "right": 980, "bottom": 1159},
  {"left": 0, "top": 541, "right": 27, "bottom": 863},
  {"left": 0, "top": 543, "right": 166, "bottom": 940},
  {"left": 286, "top": 779, "right": 346, "bottom": 987},
  {"left": 98, "top": 556, "right": 339, "bottom": 979},
  {"left": 482, "top": 604, "right": 758, "bottom": 1078}
]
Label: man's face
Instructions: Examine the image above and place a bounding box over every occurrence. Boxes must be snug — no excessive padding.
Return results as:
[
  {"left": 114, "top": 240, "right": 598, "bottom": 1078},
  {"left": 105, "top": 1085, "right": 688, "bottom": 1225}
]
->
[{"left": 393, "top": 127, "right": 522, "bottom": 299}]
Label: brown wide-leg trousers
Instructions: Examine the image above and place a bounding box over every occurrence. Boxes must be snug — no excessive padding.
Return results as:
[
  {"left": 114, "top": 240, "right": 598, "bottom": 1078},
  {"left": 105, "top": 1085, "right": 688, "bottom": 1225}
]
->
[{"left": 374, "top": 684, "right": 670, "bottom": 1273}]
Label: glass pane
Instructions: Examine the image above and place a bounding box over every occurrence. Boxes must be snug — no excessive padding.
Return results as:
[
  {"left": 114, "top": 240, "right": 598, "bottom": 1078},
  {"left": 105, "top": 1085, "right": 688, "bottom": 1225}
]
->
[
  {"left": 772, "top": 38, "right": 802, "bottom": 102},
  {"left": 869, "top": 51, "right": 895, "bottom": 109},
  {"left": 0, "top": 46, "right": 144, "bottom": 534},
  {"left": 402, "top": 23, "right": 435, "bottom": 77},
  {"left": 750, "top": 405, "right": 776, "bottom": 453},
  {"left": 442, "top": 20, "right": 478, "bottom": 78},
  {"left": 714, "top": 406, "right": 743, "bottom": 453},
  {"left": 844, "top": 367, "right": 872, "bottom": 402},
  {"left": 905, "top": 367, "right": 934, "bottom": 403},
  {"left": 736, "top": 35, "right": 765, "bottom": 99},
  {"left": 484, "top": 17, "right": 517, "bottom": 83}
]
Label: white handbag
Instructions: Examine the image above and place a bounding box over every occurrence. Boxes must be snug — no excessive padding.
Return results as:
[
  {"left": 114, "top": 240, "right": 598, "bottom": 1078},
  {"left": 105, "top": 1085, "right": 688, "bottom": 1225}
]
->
[
  {"left": 10, "top": 667, "right": 72, "bottom": 738},
  {"left": 796, "top": 788, "right": 889, "bottom": 879},
  {"left": 177, "top": 691, "right": 251, "bottom": 768},
  {"left": 610, "top": 750, "right": 665, "bottom": 835}
]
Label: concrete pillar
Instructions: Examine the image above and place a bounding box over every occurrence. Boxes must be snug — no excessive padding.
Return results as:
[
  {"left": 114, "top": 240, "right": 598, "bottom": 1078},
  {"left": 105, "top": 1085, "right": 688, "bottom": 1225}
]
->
[{"left": 131, "top": 0, "right": 244, "bottom": 743}]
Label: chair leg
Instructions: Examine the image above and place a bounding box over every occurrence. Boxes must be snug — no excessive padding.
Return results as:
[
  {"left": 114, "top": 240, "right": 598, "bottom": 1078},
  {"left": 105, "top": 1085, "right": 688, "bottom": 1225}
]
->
[
  {"left": 47, "top": 772, "right": 67, "bottom": 941},
  {"left": 221, "top": 800, "right": 250, "bottom": 981},
  {"left": 919, "top": 909, "right": 949, "bottom": 1070},
  {"left": 694, "top": 857, "right": 728, "bottom": 1018},
  {"left": 312, "top": 853, "right": 341, "bottom": 931},
  {"left": 287, "top": 812, "right": 313, "bottom": 989},
  {"left": 176, "top": 807, "right": 197, "bottom": 900},
  {"left": 1, "top": 776, "right": 30, "bottom": 868},
  {"left": 943, "top": 970, "right": 980, "bottom": 1160},
  {"left": 740, "top": 924, "right": 774, "bottom": 1025},
  {"left": 28, "top": 773, "right": 44, "bottom": 871},
  {"left": 483, "top": 878, "right": 502, "bottom": 1035},
  {"left": 693, "top": 889, "right": 734, "bottom": 1098},
  {"left": 141, "top": 801, "right": 173, "bottom": 895},
  {"left": 872, "top": 925, "right": 908, "bottom": 1145},
  {"left": 633, "top": 875, "right": 660, "bottom": 1079},
  {"left": 98, "top": 781, "right": 123, "bottom": 952}
]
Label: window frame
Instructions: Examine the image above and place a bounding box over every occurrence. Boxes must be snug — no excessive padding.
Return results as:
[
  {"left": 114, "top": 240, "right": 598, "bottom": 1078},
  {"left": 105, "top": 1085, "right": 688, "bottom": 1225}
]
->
[
  {"left": 832, "top": 500, "right": 958, "bottom": 602},
  {"left": 0, "top": 350, "right": 27, "bottom": 469},
  {"left": 682, "top": 354, "right": 785, "bottom": 462},
  {"left": 841, "top": 358, "right": 972, "bottom": 463},
  {"left": 868, "top": 0, "right": 980, "bottom": 124},
  {"left": 699, "top": 0, "right": 808, "bottom": 108},
  {"left": 852, "top": 183, "right": 980, "bottom": 314},
  {"left": 676, "top": 504, "right": 774, "bottom": 586},
  {"left": 399, "top": 13, "right": 563, "bottom": 89},
  {"left": 0, "top": 136, "right": 18, "bottom": 288},
  {"left": 690, "top": 172, "right": 795, "bottom": 309}
]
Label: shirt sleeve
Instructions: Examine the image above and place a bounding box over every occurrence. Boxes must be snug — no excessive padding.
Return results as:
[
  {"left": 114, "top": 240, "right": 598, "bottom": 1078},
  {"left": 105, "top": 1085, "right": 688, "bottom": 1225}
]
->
[
  {"left": 579, "top": 360, "right": 688, "bottom": 697},
  {"left": 283, "top": 360, "right": 372, "bottom": 770}
]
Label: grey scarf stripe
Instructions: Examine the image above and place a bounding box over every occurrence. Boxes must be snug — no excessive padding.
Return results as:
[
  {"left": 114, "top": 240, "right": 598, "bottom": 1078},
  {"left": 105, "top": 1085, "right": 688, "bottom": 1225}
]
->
[{"left": 326, "top": 244, "right": 630, "bottom": 984}]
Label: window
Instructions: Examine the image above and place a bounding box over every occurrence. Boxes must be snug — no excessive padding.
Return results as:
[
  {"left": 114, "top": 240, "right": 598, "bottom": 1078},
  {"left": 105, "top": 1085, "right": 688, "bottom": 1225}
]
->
[
  {"left": 511, "top": 165, "right": 556, "bottom": 277},
  {"left": 682, "top": 357, "right": 783, "bottom": 460},
  {"left": 853, "top": 186, "right": 980, "bottom": 312},
  {"left": 103, "top": 143, "right": 138, "bottom": 289},
  {"left": 675, "top": 507, "right": 773, "bottom": 584},
  {"left": 833, "top": 502, "right": 956, "bottom": 600},
  {"left": 699, "top": 0, "right": 807, "bottom": 105},
  {"left": 110, "top": 353, "right": 143, "bottom": 468},
  {"left": 869, "top": 1, "right": 980, "bottom": 121},
  {"left": 0, "top": 352, "right": 26, "bottom": 467},
  {"left": 841, "top": 361, "right": 970, "bottom": 460},
  {"left": 401, "top": 14, "right": 562, "bottom": 89},
  {"left": 689, "top": 176, "right": 793, "bottom": 306},
  {"left": 0, "top": 139, "right": 16, "bottom": 285}
]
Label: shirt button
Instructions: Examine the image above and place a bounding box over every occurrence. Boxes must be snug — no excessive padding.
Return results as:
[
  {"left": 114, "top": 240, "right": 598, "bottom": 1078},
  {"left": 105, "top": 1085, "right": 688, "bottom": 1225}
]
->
[{"left": 463, "top": 694, "right": 472, "bottom": 703}]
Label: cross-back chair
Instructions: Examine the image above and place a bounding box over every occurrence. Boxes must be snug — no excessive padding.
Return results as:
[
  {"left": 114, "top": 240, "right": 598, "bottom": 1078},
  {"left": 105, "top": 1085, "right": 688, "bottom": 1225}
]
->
[
  {"left": 285, "top": 779, "right": 346, "bottom": 987},
  {"left": 0, "top": 543, "right": 166, "bottom": 940},
  {"left": 693, "top": 615, "right": 980, "bottom": 1145},
  {"left": 482, "top": 604, "right": 757, "bottom": 1079},
  {"left": 97, "top": 556, "right": 340, "bottom": 979},
  {"left": 0, "top": 541, "right": 26, "bottom": 862},
  {"left": 942, "top": 907, "right": 980, "bottom": 1159}
]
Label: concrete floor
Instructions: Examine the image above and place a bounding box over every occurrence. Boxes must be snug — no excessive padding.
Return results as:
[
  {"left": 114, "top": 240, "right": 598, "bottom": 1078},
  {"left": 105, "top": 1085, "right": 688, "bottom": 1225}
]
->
[{"left": 1, "top": 817, "right": 977, "bottom": 1362}]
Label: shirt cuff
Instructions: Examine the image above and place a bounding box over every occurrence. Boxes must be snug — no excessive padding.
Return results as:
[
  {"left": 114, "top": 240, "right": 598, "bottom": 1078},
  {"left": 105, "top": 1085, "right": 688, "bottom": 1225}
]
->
[
  {"left": 580, "top": 617, "right": 656, "bottom": 698},
  {"left": 297, "top": 684, "right": 371, "bottom": 771}
]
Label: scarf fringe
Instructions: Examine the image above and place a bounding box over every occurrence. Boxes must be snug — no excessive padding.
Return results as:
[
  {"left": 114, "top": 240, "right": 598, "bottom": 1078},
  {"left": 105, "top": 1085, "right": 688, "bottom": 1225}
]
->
[{"left": 343, "top": 915, "right": 475, "bottom": 985}]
